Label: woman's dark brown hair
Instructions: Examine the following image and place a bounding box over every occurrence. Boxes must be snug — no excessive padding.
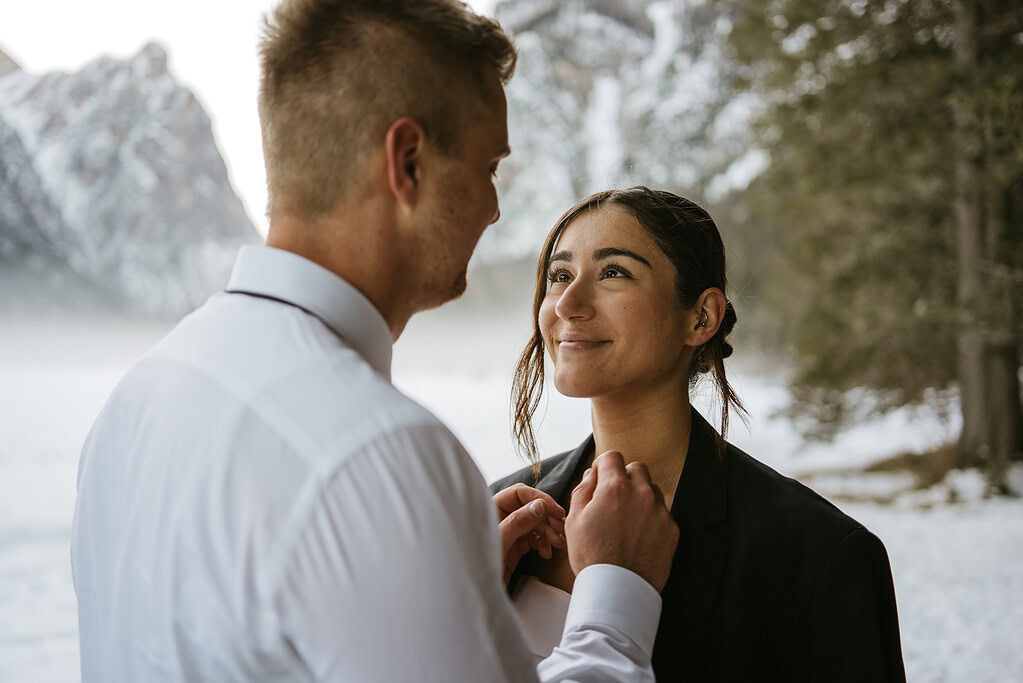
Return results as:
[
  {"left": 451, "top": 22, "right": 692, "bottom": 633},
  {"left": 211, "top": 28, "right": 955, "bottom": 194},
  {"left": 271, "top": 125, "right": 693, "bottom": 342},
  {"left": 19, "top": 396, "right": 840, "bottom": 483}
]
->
[{"left": 511, "top": 186, "right": 747, "bottom": 476}]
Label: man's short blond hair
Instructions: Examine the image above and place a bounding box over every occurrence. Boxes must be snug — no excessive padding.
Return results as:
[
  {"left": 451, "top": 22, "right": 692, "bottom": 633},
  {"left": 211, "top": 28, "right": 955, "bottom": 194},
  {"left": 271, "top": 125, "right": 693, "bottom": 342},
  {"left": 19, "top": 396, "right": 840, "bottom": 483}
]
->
[{"left": 258, "top": 0, "right": 517, "bottom": 219}]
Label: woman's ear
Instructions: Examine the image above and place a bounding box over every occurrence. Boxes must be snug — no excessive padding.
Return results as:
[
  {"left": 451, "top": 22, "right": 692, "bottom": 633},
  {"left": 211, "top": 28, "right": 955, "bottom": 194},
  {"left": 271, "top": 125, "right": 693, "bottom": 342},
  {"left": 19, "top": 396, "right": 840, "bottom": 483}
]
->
[
  {"left": 384, "top": 116, "right": 426, "bottom": 210},
  {"left": 683, "top": 287, "right": 727, "bottom": 347}
]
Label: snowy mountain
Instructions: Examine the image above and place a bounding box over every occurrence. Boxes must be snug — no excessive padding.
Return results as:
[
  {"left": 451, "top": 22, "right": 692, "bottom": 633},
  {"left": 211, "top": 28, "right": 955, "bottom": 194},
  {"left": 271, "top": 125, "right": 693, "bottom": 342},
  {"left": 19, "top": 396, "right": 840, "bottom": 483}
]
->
[
  {"left": 0, "top": 1, "right": 758, "bottom": 313},
  {"left": 475, "top": 0, "right": 761, "bottom": 263},
  {"left": 0, "top": 47, "right": 18, "bottom": 78},
  {"left": 0, "top": 43, "right": 259, "bottom": 314}
]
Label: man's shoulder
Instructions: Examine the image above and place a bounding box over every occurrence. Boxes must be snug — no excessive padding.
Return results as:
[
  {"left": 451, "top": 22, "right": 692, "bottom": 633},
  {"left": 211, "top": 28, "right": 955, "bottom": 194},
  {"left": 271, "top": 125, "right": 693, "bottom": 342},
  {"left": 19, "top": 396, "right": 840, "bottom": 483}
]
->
[{"left": 136, "top": 293, "right": 444, "bottom": 461}]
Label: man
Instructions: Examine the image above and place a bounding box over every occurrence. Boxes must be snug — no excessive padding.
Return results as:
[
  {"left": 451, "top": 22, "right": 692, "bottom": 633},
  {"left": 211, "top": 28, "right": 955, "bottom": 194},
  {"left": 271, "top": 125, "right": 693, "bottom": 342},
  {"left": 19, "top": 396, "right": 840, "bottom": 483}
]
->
[{"left": 71, "top": 1, "right": 678, "bottom": 680}]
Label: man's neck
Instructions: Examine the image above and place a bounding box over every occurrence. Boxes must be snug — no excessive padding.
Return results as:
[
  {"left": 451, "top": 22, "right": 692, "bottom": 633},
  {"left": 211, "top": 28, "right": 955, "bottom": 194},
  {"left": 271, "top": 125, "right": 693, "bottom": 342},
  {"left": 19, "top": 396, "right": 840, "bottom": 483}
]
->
[{"left": 265, "top": 206, "right": 413, "bottom": 341}]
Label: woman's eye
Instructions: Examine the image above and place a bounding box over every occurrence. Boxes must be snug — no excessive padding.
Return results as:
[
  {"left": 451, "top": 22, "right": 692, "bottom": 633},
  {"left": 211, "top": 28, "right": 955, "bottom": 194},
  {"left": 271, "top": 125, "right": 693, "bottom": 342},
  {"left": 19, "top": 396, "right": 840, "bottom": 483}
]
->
[
  {"left": 547, "top": 269, "right": 571, "bottom": 284},
  {"left": 601, "top": 264, "right": 631, "bottom": 279}
]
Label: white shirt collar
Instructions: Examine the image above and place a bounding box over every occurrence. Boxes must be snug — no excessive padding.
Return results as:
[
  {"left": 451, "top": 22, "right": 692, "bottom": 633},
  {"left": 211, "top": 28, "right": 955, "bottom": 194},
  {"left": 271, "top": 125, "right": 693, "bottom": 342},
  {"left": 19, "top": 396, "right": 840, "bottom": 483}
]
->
[{"left": 225, "top": 245, "right": 393, "bottom": 380}]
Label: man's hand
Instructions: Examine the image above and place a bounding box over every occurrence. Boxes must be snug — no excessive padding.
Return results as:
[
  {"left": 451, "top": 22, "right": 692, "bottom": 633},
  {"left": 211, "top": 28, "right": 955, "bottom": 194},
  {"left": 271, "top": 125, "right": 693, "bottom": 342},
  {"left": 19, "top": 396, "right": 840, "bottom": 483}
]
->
[
  {"left": 565, "top": 451, "right": 679, "bottom": 592},
  {"left": 494, "top": 484, "right": 567, "bottom": 585}
]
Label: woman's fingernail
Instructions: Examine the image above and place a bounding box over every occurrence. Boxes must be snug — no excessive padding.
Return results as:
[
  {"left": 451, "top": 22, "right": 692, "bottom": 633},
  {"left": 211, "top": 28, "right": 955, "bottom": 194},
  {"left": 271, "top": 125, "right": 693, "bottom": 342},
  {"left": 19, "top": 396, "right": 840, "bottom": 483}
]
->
[{"left": 529, "top": 499, "right": 545, "bottom": 516}]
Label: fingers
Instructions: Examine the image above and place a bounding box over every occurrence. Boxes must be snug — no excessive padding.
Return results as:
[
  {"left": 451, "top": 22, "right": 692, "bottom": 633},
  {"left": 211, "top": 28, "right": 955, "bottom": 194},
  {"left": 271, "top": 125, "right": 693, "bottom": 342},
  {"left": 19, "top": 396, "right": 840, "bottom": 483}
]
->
[
  {"left": 504, "top": 536, "right": 531, "bottom": 584},
  {"left": 592, "top": 450, "right": 629, "bottom": 496},
  {"left": 495, "top": 483, "right": 570, "bottom": 584},
  {"left": 649, "top": 482, "right": 667, "bottom": 510},
  {"left": 498, "top": 497, "right": 568, "bottom": 556},
  {"left": 543, "top": 522, "right": 566, "bottom": 549},
  {"left": 503, "top": 524, "right": 558, "bottom": 585},
  {"left": 593, "top": 450, "right": 626, "bottom": 479},
  {"left": 573, "top": 450, "right": 628, "bottom": 508},
  {"left": 624, "top": 461, "right": 668, "bottom": 510},
  {"left": 523, "top": 521, "right": 566, "bottom": 555},
  {"left": 571, "top": 449, "right": 630, "bottom": 510},
  {"left": 624, "top": 461, "right": 651, "bottom": 487},
  {"left": 499, "top": 498, "right": 549, "bottom": 549},
  {"left": 494, "top": 483, "right": 566, "bottom": 522},
  {"left": 533, "top": 532, "right": 553, "bottom": 559},
  {"left": 570, "top": 464, "right": 597, "bottom": 508}
]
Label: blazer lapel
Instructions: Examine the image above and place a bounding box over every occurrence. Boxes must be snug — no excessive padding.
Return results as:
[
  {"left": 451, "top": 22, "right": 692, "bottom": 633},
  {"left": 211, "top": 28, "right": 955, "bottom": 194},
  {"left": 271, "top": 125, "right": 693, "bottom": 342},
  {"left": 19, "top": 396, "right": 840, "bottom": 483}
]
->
[
  {"left": 508, "top": 411, "right": 731, "bottom": 673},
  {"left": 533, "top": 435, "right": 594, "bottom": 503},
  {"left": 653, "top": 408, "right": 729, "bottom": 679},
  {"left": 507, "top": 436, "right": 594, "bottom": 593}
]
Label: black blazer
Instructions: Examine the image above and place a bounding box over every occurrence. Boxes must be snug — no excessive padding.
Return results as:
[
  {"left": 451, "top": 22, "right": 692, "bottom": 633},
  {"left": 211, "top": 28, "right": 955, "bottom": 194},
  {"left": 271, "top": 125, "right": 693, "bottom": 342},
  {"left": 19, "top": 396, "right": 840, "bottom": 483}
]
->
[{"left": 490, "top": 408, "right": 906, "bottom": 682}]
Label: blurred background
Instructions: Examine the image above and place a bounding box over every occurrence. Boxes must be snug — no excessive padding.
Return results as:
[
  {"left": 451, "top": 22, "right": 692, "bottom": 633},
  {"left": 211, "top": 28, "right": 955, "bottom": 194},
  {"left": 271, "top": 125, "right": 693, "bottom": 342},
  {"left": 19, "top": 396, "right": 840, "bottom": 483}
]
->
[{"left": 1, "top": 0, "right": 1021, "bottom": 680}]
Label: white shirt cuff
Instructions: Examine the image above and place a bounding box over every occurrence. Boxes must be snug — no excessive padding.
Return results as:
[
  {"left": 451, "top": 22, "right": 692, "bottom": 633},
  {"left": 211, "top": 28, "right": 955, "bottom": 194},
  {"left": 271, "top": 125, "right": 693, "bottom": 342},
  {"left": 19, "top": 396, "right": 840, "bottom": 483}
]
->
[{"left": 563, "top": 564, "right": 663, "bottom": 656}]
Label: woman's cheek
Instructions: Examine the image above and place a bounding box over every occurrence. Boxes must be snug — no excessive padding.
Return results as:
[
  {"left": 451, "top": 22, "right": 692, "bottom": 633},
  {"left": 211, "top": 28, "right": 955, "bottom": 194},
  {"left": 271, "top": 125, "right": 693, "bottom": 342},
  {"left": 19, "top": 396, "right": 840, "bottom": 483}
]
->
[
  {"left": 538, "top": 302, "right": 557, "bottom": 353},
  {"left": 542, "top": 335, "right": 556, "bottom": 364}
]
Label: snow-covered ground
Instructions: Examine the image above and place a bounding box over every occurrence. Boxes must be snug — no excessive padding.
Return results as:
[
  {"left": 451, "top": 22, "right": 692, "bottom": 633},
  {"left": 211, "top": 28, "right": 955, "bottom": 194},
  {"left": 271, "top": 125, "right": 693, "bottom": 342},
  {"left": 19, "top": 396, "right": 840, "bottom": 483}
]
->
[{"left": 1, "top": 305, "right": 1020, "bottom": 682}]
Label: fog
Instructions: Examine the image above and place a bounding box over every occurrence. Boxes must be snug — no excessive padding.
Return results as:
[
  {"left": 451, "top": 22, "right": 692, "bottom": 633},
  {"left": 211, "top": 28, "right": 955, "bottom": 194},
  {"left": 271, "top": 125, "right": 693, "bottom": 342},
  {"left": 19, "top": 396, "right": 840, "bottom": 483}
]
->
[{"left": 4, "top": 261, "right": 1021, "bottom": 681}]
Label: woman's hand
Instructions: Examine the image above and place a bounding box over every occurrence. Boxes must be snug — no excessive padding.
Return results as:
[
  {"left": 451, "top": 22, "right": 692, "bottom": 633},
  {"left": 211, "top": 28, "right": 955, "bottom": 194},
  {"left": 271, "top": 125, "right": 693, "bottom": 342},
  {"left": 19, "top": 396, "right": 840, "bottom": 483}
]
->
[{"left": 493, "top": 484, "right": 567, "bottom": 585}]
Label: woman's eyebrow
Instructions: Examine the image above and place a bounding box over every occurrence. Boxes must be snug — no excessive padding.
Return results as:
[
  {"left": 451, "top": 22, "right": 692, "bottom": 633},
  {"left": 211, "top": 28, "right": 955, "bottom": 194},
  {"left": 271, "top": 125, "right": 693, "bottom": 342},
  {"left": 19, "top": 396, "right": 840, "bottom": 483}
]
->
[
  {"left": 548, "top": 248, "right": 652, "bottom": 267},
  {"left": 549, "top": 250, "right": 572, "bottom": 264},
  {"left": 593, "top": 247, "right": 651, "bottom": 267}
]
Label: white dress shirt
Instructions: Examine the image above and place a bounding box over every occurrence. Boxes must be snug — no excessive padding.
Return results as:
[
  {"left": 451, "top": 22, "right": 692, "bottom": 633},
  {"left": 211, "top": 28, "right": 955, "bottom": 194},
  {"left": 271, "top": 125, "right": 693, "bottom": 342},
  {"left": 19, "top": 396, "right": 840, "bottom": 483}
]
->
[
  {"left": 513, "top": 576, "right": 572, "bottom": 665},
  {"left": 71, "top": 245, "right": 661, "bottom": 682}
]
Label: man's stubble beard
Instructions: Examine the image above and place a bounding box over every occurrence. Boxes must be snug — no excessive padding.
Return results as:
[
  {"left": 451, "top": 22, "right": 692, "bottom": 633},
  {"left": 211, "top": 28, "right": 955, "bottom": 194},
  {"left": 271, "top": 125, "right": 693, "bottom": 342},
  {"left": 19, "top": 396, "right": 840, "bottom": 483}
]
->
[
  {"left": 415, "top": 262, "right": 469, "bottom": 313},
  {"left": 411, "top": 180, "right": 484, "bottom": 312},
  {"left": 446, "top": 268, "right": 469, "bottom": 302},
  {"left": 407, "top": 216, "right": 472, "bottom": 313},
  {"left": 423, "top": 220, "right": 477, "bottom": 310}
]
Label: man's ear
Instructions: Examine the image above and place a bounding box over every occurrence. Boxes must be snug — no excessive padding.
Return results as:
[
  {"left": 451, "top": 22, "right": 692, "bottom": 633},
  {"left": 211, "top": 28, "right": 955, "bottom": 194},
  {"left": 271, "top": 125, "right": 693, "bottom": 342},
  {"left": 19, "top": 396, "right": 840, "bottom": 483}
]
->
[
  {"left": 384, "top": 116, "right": 426, "bottom": 210},
  {"left": 683, "top": 287, "right": 727, "bottom": 347}
]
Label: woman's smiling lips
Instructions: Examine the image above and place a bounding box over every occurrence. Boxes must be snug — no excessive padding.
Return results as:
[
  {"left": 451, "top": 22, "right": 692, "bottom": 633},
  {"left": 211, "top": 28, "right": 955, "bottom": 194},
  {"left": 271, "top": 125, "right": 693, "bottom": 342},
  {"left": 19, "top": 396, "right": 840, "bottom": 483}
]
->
[{"left": 557, "top": 335, "right": 611, "bottom": 351}]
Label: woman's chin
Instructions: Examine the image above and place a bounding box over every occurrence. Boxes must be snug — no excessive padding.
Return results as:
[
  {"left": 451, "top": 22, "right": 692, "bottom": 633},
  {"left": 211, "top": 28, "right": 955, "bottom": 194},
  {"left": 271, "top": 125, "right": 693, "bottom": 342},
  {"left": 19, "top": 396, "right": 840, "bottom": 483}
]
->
[{"left": 552, "top": 373, "right": 604, "bottom": 399}]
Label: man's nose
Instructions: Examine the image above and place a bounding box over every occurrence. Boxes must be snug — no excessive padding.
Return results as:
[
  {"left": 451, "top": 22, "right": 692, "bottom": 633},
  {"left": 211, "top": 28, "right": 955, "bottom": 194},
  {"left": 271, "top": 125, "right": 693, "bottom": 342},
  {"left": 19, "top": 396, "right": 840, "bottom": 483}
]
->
[
  {"left": 554, "top": 279, "right": 595, "bottom": 321},
  {"left": 490, "top": 204, "right": 501, "bottom": 225}
]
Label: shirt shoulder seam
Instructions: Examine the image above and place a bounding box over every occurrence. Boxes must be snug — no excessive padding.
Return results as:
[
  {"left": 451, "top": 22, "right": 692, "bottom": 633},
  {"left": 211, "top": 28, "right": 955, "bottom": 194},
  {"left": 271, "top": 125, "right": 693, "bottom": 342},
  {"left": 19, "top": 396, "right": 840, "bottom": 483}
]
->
[{"left": 257, "top": 419, "right": 475, "bottom": 605}]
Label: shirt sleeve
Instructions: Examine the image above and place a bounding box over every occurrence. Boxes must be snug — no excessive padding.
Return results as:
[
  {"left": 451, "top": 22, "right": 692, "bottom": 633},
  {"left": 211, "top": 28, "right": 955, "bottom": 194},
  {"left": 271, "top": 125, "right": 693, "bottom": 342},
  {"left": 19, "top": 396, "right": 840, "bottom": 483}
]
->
[
  {"left": 538, "top": 564, "right": 661, "bottom": 683},
  {"left": 808, "top": 528, "right": 907, "bottom": 682},
  {"left": 269, "top": 421, "right": 660, "bottom": 682}
]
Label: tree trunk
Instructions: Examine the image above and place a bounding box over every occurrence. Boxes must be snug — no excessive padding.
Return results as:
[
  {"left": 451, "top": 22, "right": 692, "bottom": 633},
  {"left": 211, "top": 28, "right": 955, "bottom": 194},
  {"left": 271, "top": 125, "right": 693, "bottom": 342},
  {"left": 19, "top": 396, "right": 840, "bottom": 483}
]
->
[
  {"left": 1007, "top": 179, "right": 1023, "bottom": 464},
  {"left": 952, "top": 0, "right": 1023, "bottom": 492},
  {"left": 952, "top": 0, "right": 990, "bottom": 471},
  {"left": 983, "top": 186, "right": 1023, "bottom": 487}
]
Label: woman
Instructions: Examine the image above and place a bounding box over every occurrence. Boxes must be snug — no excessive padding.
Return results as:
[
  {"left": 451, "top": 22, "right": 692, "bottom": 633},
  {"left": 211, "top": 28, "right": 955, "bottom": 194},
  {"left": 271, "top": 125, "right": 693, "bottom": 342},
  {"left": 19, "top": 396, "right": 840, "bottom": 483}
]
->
[{"left": 491, "top": 187, "right": 906, "bottom": 682}]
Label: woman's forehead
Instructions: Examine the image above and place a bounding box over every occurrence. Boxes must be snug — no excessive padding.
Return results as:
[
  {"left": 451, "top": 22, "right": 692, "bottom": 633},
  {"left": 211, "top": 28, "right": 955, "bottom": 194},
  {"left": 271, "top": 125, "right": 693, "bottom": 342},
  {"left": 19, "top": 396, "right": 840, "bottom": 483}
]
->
[{"left": 555, "top": 206, "right": 659, "bottom": 255}]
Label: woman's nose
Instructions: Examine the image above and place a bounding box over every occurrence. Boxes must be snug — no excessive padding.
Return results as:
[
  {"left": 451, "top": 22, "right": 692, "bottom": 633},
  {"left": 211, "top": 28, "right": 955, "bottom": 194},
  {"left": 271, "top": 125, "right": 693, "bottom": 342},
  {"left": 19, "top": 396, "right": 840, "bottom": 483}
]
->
[{"left": 554, "top": 279, "right": 595, "bottom": 321}]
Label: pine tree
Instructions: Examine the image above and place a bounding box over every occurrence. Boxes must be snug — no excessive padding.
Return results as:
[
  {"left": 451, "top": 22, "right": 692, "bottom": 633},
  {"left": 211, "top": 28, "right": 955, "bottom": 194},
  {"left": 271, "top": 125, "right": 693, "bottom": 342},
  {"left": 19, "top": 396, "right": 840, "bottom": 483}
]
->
[{"left": 722, "top": 0, "right": 1023, "bottom": 489}]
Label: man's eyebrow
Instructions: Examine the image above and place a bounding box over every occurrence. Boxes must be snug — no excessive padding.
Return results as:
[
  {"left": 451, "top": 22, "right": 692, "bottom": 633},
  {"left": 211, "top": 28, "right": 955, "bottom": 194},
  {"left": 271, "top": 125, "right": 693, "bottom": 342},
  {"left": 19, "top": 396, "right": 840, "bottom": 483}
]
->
[{"left": 593, "top": 247, "right": 651, "bottom": 268}]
